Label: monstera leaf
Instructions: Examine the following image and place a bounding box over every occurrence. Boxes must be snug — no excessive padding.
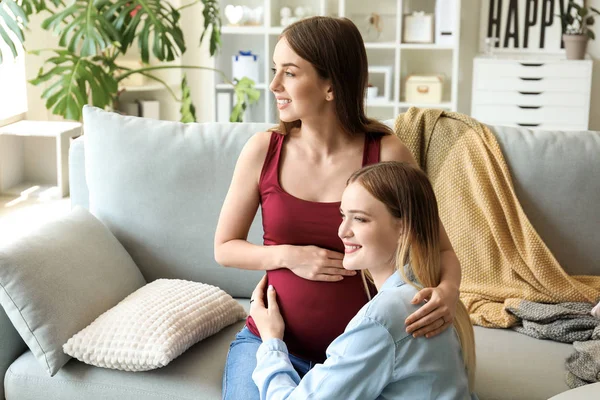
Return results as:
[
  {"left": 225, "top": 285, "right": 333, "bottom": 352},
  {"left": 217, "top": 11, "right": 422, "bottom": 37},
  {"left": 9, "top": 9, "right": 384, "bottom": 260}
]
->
[
  {"left": 30, "top": 50, "right": 117, "bottom": 120},
  {"left": 107, "top": 0, "right": 185, "bottom": 63},
  {"left": 0, "top": 0, "right": 63, "bottom": 62},
  {"left": 42, "top": 0, "right": 120, "bottom": 57},
  {"left": 0, "top": 1, "right": 26, "bottom": 62},
  {"left": 199, "top": 0, "right": 220, "bottom": 56}
]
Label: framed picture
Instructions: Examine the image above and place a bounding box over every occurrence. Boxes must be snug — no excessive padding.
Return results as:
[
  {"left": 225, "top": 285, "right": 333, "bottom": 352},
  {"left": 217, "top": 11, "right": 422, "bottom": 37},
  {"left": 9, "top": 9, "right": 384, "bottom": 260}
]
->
[{"left": 479, "top": 0, "right": 585, "bottom": 53}]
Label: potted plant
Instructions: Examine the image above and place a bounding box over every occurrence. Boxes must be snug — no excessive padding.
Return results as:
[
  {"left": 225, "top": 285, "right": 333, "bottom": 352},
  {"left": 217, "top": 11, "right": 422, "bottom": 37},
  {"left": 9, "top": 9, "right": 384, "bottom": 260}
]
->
[
  {"left": 558, "top": 0, "right": 600, "bottom": 60},
  {"left": 0, "top": 0, "right": 259, "bottom": 122}
]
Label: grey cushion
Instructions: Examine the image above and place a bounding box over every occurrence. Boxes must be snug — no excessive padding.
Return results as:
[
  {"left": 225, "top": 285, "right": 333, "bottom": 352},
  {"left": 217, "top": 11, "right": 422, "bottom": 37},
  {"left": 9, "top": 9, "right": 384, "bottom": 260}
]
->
[
  {"left": 82, "top": 106, "right": 269, "bottom": 298},
  {"left": 0, "top": 305, "right": 26, "bottom": 400},
  {"left": 474, "top": 326, "right": 573, "bottom": 400},
  {"left": 491, "top": 126, "right": 600, "bottom": 276},
  {"left": 0, "top": 207, "right": 146, "bottom": 376},
  {"left": 4, "top": 300, "right": 250, "bottom": 400}
]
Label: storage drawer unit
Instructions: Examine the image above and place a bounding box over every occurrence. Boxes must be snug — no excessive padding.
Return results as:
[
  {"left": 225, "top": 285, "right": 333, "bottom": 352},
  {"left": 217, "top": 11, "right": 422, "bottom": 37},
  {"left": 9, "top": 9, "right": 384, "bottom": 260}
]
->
[{"left": 471, "top": 56, "right": 592, "bottom": 131}]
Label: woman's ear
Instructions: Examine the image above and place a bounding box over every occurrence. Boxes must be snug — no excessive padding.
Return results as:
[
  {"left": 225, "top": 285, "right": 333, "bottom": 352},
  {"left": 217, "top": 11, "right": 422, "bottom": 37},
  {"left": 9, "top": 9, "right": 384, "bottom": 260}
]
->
[{"left": 325, "top": 84, "right": 334, "bottom": 101}]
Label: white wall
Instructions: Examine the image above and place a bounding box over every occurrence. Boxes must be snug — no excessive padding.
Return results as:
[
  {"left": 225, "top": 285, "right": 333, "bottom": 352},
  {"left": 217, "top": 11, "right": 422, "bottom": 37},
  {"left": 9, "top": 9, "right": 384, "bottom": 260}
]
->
[
  {"left": 24, "top": 13, "right": 61, "bottom": 121},
  {"left": 587, "top": 0, "right": 600, "bottom": 131},
  {"left": 180, "top": 5, "right": 215, "bottom": 123},
  {"left": 457, "top": 0, "right": 481, "bottom": 115}
]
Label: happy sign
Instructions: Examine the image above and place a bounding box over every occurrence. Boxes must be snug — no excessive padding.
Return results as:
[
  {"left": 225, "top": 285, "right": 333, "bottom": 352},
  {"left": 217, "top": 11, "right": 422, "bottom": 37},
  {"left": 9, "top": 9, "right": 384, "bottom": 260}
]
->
[{"left": 479, "top": 0, "right": 584, "bottom": 52}]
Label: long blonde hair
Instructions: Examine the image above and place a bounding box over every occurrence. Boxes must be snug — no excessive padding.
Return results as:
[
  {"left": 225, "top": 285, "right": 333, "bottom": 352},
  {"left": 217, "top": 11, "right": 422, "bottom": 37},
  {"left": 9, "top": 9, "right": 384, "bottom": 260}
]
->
[{"left": 347, "top": 161, "right": 476, "bottom": 391}]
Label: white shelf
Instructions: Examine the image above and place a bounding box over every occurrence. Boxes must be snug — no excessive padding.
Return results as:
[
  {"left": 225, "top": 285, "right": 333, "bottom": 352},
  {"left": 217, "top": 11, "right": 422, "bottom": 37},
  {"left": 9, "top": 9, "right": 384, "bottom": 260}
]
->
[
  {"left": 268, "top": 27, "right": 285, "bottom": 35},
  {"left": 216, "top": 83, "right": 268, "bottom": 90},
  {"left": 0, "top": 121, "right": 81, "bottom": 137},
  {"left": 119, "top": 83, "right": 175, "bottom": 92},
  {"left": 399, "top": 43, "right": 455, "bottom": 50},
  {"left": 365, "top": 42, "right": 396, "bottom": 49},
  {"left": 222, "top": 26, "right": 267, "bottom": 34},
  {"left": 213, "top": 0, "right": 462, "bottom": 122},
  {"left": 0, "top": 120, "right": 82, "bottom": 198}
]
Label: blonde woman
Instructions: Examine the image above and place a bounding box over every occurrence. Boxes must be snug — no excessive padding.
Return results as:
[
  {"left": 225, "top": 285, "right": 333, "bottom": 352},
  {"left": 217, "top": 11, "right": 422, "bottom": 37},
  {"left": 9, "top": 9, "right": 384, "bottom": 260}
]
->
[
  {"left": 215, "top": 16, "right": 463, "bottom": 399},
  {"left": 250, "top": 162, "right": 477, "bottom": 400}
]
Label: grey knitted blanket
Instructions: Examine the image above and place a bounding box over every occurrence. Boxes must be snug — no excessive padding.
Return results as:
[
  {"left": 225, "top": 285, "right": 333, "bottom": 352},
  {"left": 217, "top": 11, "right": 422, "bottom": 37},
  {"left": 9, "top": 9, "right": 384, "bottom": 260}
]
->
[{"left": 505, "top": 301, "right": 600, "bottom": 388}]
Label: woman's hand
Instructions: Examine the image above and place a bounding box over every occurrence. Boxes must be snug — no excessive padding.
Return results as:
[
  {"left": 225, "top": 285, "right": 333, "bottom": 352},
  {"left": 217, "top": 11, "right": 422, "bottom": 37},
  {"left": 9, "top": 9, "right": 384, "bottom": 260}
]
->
[
  {"left": 282, "top": 245, "right": 356, "bottom": 282},
  {"left": 405, "top": 283, "right": 459, "bottom": 338},
  {"left": 250, "top": 275, "right": 285, "bottom": 341}
]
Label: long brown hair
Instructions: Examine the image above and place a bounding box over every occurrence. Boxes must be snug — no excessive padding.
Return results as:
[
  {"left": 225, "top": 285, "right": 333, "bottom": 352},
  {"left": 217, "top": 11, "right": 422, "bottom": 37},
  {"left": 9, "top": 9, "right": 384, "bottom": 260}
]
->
[
  {"left": 347, "top": 161, "right": 476, "bottom": 391},
  {"left": 271, "top": 16, "right": 392, "bottom": 137}
]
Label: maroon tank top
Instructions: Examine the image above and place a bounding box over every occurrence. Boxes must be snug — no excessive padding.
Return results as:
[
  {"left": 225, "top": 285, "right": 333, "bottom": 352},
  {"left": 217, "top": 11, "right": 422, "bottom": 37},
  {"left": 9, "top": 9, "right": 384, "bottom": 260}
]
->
[{"left": 246, "top": 131, "right": 382, "bottom": 362}]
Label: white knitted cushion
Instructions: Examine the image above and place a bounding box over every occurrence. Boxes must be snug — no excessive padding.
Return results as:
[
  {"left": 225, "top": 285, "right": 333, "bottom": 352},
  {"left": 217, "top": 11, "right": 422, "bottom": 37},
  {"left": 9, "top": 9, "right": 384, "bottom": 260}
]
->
[{"left": 63, "top": 279, "right": 247, "bottom": 371}]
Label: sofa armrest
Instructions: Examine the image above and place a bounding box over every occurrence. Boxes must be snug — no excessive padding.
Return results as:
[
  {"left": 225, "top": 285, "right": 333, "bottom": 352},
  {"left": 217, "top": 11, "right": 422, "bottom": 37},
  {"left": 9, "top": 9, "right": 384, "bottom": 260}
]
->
[
  {"left": 69, "top": 136, "right": 89, "bottom": 210},
  {"left": 0, "top": 305, "right": 27, "bottom": 400}
]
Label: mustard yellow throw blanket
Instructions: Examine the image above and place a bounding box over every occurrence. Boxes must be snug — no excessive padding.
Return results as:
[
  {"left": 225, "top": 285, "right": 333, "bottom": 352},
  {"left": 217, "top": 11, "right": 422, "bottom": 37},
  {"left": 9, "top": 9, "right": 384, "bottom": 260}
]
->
[{"left": 394, "top": 107, "right": 600, "bottom": 328}]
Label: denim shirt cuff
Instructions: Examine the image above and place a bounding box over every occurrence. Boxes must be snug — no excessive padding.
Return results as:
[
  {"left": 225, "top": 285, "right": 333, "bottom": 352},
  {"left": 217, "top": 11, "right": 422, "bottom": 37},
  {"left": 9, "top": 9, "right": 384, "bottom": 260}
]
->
[{"left": 257, "top": 338, "right": 289, "bottom": 360}]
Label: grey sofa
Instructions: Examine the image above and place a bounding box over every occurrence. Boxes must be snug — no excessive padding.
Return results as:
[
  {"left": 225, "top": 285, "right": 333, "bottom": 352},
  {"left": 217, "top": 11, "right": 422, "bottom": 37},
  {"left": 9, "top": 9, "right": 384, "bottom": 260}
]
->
[{"left": 1, "top": 107, "right": 599, "bottom": 400}]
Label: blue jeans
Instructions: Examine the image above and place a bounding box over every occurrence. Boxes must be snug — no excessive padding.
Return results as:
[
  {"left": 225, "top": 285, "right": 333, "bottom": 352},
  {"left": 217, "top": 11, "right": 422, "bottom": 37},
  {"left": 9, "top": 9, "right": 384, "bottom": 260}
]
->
[{"left": 222, "top": 326, "right": 315, "bottom": 400}]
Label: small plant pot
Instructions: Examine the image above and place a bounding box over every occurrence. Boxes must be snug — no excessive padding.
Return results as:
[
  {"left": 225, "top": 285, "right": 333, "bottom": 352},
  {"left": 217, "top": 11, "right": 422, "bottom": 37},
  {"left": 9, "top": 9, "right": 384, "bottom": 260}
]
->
[{"left": 563, "top": 34, "right": 588, "bottom": 60}]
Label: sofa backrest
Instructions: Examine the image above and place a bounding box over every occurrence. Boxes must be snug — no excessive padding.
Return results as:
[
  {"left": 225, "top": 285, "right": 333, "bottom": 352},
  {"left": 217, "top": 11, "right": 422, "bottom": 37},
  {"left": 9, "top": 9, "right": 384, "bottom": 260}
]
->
[
  {"left": 72, "top": 107, "right": 600, "bottom": 299},
  {"left": 79, "top": 106, "right": 271, "bottom": 297},
  {"left": 491, "top": 125, "right": 600, "bottom": 277}
]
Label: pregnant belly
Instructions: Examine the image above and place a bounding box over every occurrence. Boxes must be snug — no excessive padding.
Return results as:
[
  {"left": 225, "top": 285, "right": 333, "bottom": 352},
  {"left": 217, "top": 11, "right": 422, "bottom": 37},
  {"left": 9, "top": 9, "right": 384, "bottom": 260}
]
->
[{"left": 248, "top": 269, "right": 369, "bottom": 362}]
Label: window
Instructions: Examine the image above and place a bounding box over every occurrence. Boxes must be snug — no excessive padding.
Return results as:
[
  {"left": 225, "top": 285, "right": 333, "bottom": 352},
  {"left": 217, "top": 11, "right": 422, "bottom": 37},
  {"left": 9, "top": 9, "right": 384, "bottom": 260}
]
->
[{"left": 0, "top": 24, "right": 28, "bottom": 126}]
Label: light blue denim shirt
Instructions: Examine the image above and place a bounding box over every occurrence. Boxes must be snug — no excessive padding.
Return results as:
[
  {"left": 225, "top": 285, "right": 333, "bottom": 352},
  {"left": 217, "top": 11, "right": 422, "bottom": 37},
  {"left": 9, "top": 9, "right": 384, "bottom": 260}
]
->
[{"left": 252, "top": 271, "right": 477, "bottom": 400}]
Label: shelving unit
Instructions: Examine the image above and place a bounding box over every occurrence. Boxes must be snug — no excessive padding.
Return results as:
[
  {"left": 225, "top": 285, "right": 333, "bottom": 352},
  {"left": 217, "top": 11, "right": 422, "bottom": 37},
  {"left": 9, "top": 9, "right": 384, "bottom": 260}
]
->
[
  {"left": 213, "top": 0, "right": 461, "bottom": 123},
  {"left": 0, "top": 121, "right": 82, "bottom": 199}
]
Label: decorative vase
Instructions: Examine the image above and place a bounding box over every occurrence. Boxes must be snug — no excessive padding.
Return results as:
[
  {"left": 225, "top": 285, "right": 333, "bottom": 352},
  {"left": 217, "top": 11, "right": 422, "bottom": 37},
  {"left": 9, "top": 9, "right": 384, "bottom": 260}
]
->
[{"left": 563, "top": 34, "right": 588, "bottom": 60}]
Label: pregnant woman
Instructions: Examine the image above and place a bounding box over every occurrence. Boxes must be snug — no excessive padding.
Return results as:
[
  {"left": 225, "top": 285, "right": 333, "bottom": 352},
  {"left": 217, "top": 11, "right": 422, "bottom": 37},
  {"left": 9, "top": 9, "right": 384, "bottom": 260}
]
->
[{"left": 214, "top": 16, "right": 463, "bottom": 399}]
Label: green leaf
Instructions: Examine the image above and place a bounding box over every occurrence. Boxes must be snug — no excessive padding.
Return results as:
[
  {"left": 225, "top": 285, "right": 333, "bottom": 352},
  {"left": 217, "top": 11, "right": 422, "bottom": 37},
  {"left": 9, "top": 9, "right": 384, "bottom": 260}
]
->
[
  {"left": 230, "top": 77, "right": 261, "bottom": 122},
  {"left": 180, "top": 74, "right": 197, "bottom": 123},
  {"left": 110, "top": 0, "right": 186, "bottom": 63},
  {"left": 591, "top": 7, "right": 600, "bottom": 16},
  {"left": 587, "top": 16, "right": 595, "bottom": 26},
  {"left": 200, "top": 0, "right": 221, "bottom": 56},
  {"left": 41, "top": 0, "right": 120, "bottom": 57},
  {"left": 0, "top": 0, "right": 29, "bottom": 63},
  {"left": 587, "top": 29, "right": 595, "bottom": 40},
  {"left": 30, "top": 50, "right": 118, "bottom": 120}
]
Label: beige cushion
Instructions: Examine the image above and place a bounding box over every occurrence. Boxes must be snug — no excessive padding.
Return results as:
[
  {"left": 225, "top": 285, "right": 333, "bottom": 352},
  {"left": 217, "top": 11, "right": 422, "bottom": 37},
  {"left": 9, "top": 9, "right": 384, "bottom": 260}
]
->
[
  {"left": 64, "top": 279, "right": 247, "bottom": 371},
  {"left": 0, "top": 207, "right": 146, "bottom": 376}
]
